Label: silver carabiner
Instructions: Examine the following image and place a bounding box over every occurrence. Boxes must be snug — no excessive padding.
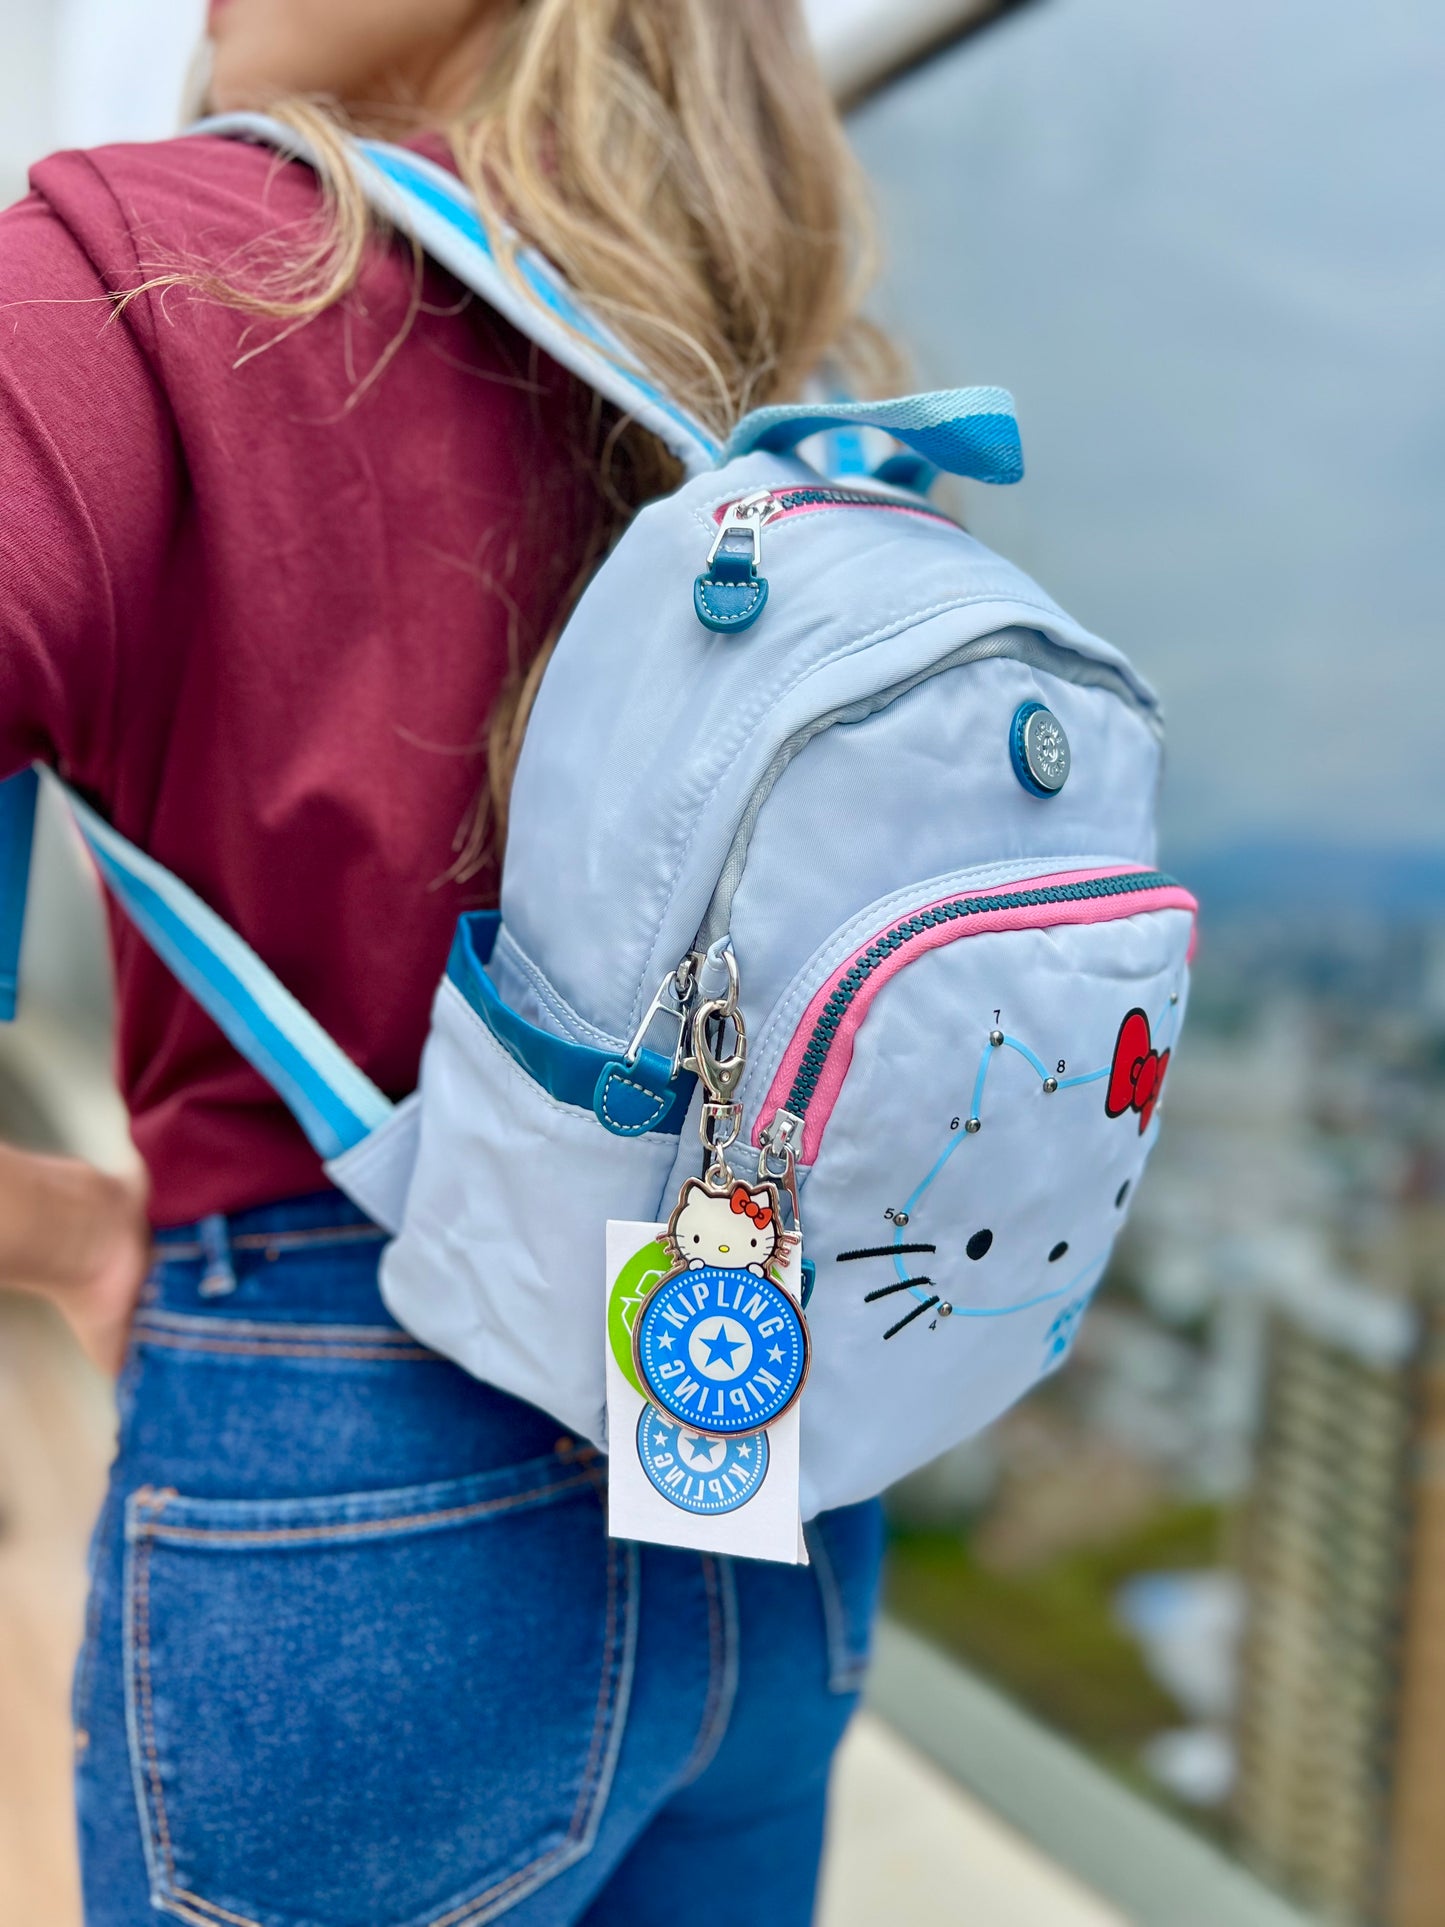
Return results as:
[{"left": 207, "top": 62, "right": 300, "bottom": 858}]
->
[
  {"left": 682, "top": 946, "right": 745, "bottom": 1102},
  {"left": 690, "top": 996, "right": 747, "bottom": 1104}
]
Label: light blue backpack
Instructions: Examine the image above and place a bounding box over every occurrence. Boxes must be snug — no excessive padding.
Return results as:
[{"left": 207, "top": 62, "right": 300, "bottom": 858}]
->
[{"left": 0, "top": 118, "right": 1195, "bottom": 1519}]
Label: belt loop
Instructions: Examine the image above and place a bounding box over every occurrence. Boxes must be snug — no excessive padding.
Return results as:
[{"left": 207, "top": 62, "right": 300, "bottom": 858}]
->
[{"left": 197, "top": 1213, "right": 238, "bottom": 1298}]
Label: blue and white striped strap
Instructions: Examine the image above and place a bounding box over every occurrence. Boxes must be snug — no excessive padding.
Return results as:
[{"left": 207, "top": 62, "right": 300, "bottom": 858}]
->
[
  {"left": 194, "top": 113, "right": 722, "bottom": 478},
  {"left": 724, "top": 389, "right": 1024, "bottom": 484},
  {"left": 4, "top": 770, "right": 391, "bottom": 1162}
]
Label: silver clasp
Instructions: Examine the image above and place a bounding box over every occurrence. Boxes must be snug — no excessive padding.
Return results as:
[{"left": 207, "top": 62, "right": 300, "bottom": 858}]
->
[{"left": 624, "top": 953, "right": 702, "bottom": 1070}]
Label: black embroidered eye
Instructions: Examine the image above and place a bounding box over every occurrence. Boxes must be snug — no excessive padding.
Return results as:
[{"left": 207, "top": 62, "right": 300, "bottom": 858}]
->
[
  {"left": 1115, "top": 1181, "right": 1130, "bottom": 1209},
  {"left": 966, "top": 1229, "right": 993, "bottom": 1261},
  {"left": 1049, "top": 1241, "right": 1069, "bottom": 1262},
  {"left": 693, "top": 1234, "right": 702, "bottom": 1244}
]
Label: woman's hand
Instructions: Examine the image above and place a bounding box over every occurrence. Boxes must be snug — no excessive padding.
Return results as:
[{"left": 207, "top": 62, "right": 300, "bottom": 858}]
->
[{"left": 0, "top": 1144, "right": 151, "bottom": 1377}]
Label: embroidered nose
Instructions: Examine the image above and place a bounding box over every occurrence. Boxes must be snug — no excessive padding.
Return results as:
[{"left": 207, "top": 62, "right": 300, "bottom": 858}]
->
[{"left": 717, "top": 1244, "right": 730, "bottom": 1254}]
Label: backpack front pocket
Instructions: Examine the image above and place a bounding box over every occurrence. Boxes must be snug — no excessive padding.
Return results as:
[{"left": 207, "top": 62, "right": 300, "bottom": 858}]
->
[{"left": 743, "top": 864, "right": 1197, "bottom": 1518}]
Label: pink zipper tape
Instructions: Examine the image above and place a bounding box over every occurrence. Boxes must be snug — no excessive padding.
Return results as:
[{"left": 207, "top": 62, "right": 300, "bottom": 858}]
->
[
  {"left": 710, "top": 496, "right": 950, "bottom": 528},
  {"left": 756, "top": 866, "right": 1198, "bottom": 1165}
]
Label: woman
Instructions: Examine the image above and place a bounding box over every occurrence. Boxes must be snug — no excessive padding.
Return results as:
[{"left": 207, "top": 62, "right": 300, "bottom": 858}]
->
[{"left": 0, "top": 3, "right": 885, "bottom": 1922}]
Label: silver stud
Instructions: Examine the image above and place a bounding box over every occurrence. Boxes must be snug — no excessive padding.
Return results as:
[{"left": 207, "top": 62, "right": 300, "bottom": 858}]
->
[
  {"left": 892, "top": 1211, "right": 909, "bottom": 1227},
  {"left": 1012, "top": 703, "right": 1071, "bottom": 796},
  {"left": 1170, "top": 993, "right": 1179, "bottom": 1006},
  {"left": 937, "top": 1302, "right": 953, "bottom": 1317},
  {"left": 989, "top": 1028, "right": 1005, "bottom": 1047},
  {"left": 1042, "top": 1076, "right": 1059, "bottom": 1094},
  {"left": 965, "top": 1117, "right": 982, "bottom": 1135}
]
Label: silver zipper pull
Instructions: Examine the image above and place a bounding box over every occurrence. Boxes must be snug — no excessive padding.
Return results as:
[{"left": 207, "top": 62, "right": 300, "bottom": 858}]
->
[
  {"left": 759, "top": 1108, "right": 804, "bottom": 1165},
  {"left": 760, "top": 1108, "right": 808, "bottom": 1294},
  {"left": 695, "top": 491, "right": 780, "bottom": 635},
  {"left": 704, "top": 489, "right": 778, "bottom": 573}
]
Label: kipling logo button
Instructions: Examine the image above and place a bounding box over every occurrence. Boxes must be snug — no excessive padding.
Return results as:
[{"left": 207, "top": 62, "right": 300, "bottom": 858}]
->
[
  {"left": 1011, "top": 702, "right": 1071, "bottom": 797},
  {"left": 634, "top": 1264, "right": 809, "bottom": 1434}
]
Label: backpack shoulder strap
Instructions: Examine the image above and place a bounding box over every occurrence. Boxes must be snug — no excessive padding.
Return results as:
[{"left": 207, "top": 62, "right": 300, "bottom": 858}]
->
[
  {"left": 196, "top": 116, "right": 1026, "bottom": 490},
  {"left": 0, "top": 768, "right": 390, "bottom": 1163},
  {"left": 195, "top": 112, "right": 722, "bottom": 478}
]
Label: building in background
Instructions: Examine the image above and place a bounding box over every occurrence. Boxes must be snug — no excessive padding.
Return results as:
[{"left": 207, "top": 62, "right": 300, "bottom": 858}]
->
[{"left": 1236, "top": 1209, "right": 1445, "bottom": 1927}]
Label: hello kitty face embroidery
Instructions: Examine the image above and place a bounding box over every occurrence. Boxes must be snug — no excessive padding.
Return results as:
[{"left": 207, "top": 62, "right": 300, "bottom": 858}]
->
[{"left": 668, "top": 1178, "right": 784, "bottom": 1276}]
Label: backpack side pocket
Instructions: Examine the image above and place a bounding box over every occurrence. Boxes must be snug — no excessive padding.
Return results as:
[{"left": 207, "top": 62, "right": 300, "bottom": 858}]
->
[{"left": 381, "top": 914, "right": 693, "bottom": 1444}]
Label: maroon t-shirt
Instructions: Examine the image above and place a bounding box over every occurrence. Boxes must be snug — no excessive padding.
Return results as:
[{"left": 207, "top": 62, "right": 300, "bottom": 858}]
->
[{"left": 0, "top": 135, "right": 599, "bottom": 1225}]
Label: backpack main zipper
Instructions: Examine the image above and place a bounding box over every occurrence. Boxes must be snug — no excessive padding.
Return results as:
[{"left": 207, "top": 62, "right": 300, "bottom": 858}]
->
[
  {"left": 694, "top": 487, "right": 955, "bottom": 634},
  {"left": 770, "top": 869, "right": 1182, "bottom": 1131},
  {"left": 716, "top": 485, "right": 957, "bottom": 526}
]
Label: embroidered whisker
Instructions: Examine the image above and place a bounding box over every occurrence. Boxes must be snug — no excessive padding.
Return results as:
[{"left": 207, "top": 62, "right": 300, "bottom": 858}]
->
[
  {"left": 883, "top": 1296, "right": 939, "bottom": 1339},
  {"left": 863, "top": 1276, "right": 933, "bottom": 1302},
  {"left": 836, "top": 1243, "right": 936, "bottom": 1262}
]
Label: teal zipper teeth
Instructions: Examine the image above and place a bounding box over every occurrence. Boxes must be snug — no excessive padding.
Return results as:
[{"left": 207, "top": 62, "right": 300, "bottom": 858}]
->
[{"left": 783, "top": 870, "right": 1178, "bottom": 1120}]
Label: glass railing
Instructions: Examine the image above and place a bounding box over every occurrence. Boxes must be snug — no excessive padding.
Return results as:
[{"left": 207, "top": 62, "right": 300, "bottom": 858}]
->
[{"left": 866, "top": 1616, "right": 1322, "bottom": 1926}]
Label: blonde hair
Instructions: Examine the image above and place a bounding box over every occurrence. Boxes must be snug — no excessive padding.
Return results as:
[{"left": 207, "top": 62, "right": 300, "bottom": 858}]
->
[{"left": 170, "top": 0, "right": 892, "bottom": 872}]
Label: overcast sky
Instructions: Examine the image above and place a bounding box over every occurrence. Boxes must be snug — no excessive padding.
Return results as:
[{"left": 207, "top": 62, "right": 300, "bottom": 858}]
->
[
  {"left": 853, "top": 0, "right": 1445, "bottom": 859},
  {"left": 4, "top": 0, "right": 1439, "bottom": 860}
]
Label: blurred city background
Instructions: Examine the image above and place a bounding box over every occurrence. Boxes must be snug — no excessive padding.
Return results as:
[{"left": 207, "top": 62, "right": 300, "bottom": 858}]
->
[{"left": 1, "top": 1, "right": 1441, "bottom": 1923}]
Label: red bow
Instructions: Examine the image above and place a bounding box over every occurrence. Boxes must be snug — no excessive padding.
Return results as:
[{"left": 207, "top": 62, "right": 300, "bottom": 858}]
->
[
  {"left": 730, "top": 1185, "right": 773, "bottom": 1230},
  {"left": 1106, "top": 1008, "right": 1170, "bottom": 1135}
]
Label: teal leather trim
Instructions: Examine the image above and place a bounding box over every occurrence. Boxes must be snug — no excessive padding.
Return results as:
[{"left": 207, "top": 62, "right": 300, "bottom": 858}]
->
[
  {"left": 448, "top": 913, "right": 693, "bottom": 1136},
  {"left": 693, "top": 566, "right": 768, "bottom": 633},
  {"left": 0, "top": 767, "right": 38, "bottom": 1021}
]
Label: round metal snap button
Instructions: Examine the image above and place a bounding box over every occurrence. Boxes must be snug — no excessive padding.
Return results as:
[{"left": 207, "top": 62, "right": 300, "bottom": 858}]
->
[{"left": 1011, "top": 702, "right": 1071, "bottom": 797}]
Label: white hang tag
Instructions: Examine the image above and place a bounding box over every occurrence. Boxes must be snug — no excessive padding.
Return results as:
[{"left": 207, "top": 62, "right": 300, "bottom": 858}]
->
[{"left": 604, "top": 1219, "right": 806, "bottom": 1564}]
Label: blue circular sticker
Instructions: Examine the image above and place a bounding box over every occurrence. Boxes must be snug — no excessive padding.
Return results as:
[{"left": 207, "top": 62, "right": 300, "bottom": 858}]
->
[
  {"left": 633, "top": 1264, "right": 809, "bottom": 1434},
  {"left": 636, "top": 1407, "right": 770, "bottom": 1514}
]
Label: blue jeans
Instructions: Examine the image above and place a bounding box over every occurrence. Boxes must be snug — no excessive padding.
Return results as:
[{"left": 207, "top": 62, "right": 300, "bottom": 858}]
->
[{"left": 75, "top": 1191, "right": 883, "bottom": 1927}]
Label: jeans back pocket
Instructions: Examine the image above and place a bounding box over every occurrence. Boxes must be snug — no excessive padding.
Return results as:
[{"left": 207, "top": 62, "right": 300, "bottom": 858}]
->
[{"left": 123, "top": 1454, "right": 634, "bottom": 1927}]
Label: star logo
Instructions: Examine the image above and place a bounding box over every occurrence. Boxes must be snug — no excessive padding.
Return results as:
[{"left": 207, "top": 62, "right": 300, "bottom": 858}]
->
[
  {"left": 687, "top": 1315, "right": 752, "bottom": 1381},
  {"left": 677, "top": 1432, "right": 727, "bottom": 1473},
  {"left": 700, "top": 1321, "right": 745, "bottom": 1369}
]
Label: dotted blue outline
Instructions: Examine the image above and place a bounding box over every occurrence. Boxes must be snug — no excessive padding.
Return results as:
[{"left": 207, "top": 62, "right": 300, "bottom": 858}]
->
[{"left": 885, "top": 989, "right": 1184, "bottom": 1316}]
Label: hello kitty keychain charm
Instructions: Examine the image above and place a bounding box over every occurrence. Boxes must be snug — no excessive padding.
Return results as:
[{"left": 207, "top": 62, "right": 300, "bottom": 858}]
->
[{"left": 632, "top": 959, "right": 811, "bottom": 1436}]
